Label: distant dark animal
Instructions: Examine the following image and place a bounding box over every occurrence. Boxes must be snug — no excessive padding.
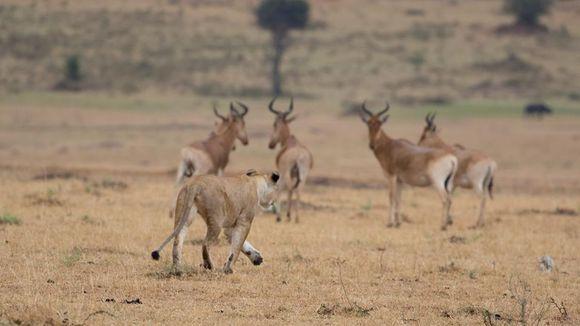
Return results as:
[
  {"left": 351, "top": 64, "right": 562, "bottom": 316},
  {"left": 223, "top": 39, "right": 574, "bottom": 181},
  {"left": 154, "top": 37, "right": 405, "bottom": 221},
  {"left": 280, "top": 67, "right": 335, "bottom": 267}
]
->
[{"left": 524, "top": 103, "right": 552, "bottom": 118}]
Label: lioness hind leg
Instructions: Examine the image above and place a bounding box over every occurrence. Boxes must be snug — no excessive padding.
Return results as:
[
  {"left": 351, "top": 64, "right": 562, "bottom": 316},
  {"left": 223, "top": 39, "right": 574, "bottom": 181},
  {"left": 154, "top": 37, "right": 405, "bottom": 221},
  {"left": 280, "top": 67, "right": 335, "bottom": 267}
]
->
[
  {"left": 172, "top": 222, "right": 190, "bottom": 267},
  {"left": 223, "top": 225, "right": 251, "bottom": 274},
  {"left": 202, "top": 223, "right": 220, "bottom": 270}
]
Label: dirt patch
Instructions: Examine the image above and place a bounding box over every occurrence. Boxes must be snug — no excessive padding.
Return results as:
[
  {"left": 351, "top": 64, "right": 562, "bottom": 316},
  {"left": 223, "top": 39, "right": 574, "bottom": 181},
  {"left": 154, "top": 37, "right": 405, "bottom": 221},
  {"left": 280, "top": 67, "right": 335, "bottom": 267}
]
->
[
  {"left": 309, "top": 176, "right": 383, "bottom": 190},
  {"left": 25, "top": 193, "right": 65, "bottom": 207},
  {"left": 438, "top": 261, "right": 462, "bottom": 274},
  {"left": 473, "top": 53, "right": 539, "bottom": 73},
  {"left": 496, "top": 23, "right": 548, "bottom": 35},
  {"left": 32, "top": 169, "right": 87, "bottom": 182},
  {"left": 316, "top": 303, "right": 373, "bottom": 318},
  {"left": 517, "top": 207, "right": 578, "bottom": 217},
  {"left": 449, "top": 235, "right": 467, "bottom": 244}
]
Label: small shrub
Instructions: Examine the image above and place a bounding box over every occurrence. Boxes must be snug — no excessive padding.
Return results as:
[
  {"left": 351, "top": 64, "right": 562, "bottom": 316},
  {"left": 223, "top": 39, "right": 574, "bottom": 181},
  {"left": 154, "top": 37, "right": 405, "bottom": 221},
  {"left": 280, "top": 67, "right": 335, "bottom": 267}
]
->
[
  {"left": 408, "top": 51, "right": 426, "bottom": 73},
  {"left": 0, "top": 213, "right": 21, "bottom": 225},
  {"left": 65, "top": 55, "right": 81, "bottom": 82},
  {"left": 62, "top": 247, "right": 83, "bottom": 267},
  {"left": 54, "top": 55, "right": 83, "bottom": 91}
]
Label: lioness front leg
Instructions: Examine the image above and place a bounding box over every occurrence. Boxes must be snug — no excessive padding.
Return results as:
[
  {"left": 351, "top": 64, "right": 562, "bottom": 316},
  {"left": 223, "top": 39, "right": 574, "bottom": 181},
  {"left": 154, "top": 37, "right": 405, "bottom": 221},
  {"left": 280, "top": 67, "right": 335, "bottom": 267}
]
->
[
  {"left": 223, "top": 224, "right": 251, "bottom": 274},
  {"left": 225, "top": 228, "right": 263, "bottom": 266}
]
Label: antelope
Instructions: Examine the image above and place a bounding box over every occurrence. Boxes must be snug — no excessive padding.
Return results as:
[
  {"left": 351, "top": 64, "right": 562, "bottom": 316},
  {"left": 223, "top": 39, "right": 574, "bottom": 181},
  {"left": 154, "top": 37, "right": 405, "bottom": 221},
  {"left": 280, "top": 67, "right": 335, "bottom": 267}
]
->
[
  {"left": 267, "top": 97, "right": 313, "bottom": 223},
  {"left": 359, "top": 102, "right": 458, "bottom": 230},
  {"left": 175, "top": 102, "right": 249, "bottom": 186},
  {"left": 418, "top": 113, "right": 497, "bottom": 228}
]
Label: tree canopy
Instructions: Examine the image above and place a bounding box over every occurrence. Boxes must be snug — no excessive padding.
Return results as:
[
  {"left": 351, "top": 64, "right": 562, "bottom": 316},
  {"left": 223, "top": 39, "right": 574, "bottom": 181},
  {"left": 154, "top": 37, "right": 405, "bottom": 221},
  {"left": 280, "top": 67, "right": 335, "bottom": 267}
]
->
[{"left": 257, "top": 0, "right": 309, "bottom": 33}]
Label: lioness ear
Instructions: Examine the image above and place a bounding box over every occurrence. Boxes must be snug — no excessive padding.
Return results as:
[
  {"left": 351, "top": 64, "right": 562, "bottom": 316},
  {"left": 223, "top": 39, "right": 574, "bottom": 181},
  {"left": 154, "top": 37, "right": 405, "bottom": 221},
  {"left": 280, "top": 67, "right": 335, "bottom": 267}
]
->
[
  {"left": 245, "top": 169, "right": 258, "bottom": 176},
  {"left": 271, "top": 171, "right": 280, "bottom": 183}
]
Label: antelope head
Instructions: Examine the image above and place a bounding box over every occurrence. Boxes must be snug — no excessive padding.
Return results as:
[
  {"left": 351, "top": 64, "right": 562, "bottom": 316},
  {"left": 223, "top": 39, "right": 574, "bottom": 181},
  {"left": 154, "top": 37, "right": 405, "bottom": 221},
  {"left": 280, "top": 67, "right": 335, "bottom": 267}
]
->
[
  {"left": 359, "top": 101, "right": 390, "bottom": 150},
  {"left": 267, "top": 97, "right": 297, "bottom": 149},
  {"left": 227, "top": 101, "right": 250, "bottom": 146},
  {"left": 418, "top": 112, "right": 437, "bottom": 143}
]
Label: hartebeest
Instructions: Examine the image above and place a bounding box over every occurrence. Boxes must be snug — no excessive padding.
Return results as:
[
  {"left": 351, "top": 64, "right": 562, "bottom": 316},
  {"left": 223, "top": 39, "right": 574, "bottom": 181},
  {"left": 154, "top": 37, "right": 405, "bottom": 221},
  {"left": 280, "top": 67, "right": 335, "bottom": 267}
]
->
[
  {"left": 418, "top": 113, "right": 497, "bottom": 228},
  {"left": 267, "top": 97, "right": 313, "bottom": 223},
  {"left": 359, "top": 102, "right": 458, "bottom": 230},
  {"left": 175, "top": 102, "right": 249, "bottom": 186}
]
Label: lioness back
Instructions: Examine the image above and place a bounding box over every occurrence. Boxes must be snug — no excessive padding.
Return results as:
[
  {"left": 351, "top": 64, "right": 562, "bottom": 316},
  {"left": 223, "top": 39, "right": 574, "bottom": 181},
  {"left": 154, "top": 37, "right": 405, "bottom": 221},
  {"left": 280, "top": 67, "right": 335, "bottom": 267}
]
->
[{"left": 176, "top": 174, "right": 259, "bottom": 224}]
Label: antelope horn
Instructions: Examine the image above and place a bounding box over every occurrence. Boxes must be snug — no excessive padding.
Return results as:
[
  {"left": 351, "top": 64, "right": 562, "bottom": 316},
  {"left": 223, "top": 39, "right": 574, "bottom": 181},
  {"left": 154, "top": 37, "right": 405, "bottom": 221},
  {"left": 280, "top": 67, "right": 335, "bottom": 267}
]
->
[
  {"left": 213, "top": 104, "right": 227, "bottom": 121},
  {"left": 268, "top": 97, "right": 283, "bottom": 115},
  {"left": 377, "top": 102, "right": 390, "bottom": 117},
  {"left": 235, "top": 101, "right": 249, "bottom": 117},
  {"left": 425, "top": 112, "right": 432, "bottom": 126},
  {"left": 230, "top": 102, "right": 240, "bottom": 116},
  {"left": 285, "top": 96, "right": 294, "bottom": 117},
  {"left": 430, "top": 112, "right": 437, "bottom": 124},
  {"left": 361, "top": 101, "right": 373, "bottom": 116}
]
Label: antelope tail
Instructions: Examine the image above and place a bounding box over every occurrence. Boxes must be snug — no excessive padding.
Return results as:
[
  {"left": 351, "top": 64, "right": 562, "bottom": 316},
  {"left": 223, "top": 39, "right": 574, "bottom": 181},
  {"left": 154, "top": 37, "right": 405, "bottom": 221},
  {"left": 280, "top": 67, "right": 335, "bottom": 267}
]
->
[
  {"left": 290, "top": 163, "right": 301, "bottom": 190},
  {"left": 152, "top": 186, "right": 197, "bottom": 260},
  {"left": 444, "top": 159, "right": 457, "bottom": 194},
  {"left": 484, "top": 166, "right": 494, "bottom": 200},
  {"left": 184, "top": 160, "right": 195, "bottom": 178}
]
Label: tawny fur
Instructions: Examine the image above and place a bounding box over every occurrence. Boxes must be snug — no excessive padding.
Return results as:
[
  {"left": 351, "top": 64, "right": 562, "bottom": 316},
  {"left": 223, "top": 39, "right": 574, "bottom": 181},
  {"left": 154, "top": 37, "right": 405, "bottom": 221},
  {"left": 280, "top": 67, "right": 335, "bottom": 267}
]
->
[
  {"left": 360, "top": 102, "right": 458, "bottom": 230},
  {"left": 152, "top": 170, "right": 280, "bottom": 274},
  {"left": 267, "top": 97, "right": 313, "bottom": 223},
  {"left": 418, "top": 113, "right": 497, "bottom": 228}
]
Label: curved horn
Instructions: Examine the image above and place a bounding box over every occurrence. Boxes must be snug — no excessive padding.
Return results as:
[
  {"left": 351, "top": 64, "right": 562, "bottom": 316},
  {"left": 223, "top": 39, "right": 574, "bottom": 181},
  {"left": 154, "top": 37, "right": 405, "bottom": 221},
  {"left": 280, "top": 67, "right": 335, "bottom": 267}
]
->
[
  {"left": 230, "top": 102, "right": 240, "bottom": 116},
  {"left": 430, "top": 112, "right": 437, "bottom": 124},
  {"left": 213, "top": 104, "right": 227, "bottom": 121},
  {"left": 235, "top": 101, "right": 249, "bottom": 117},
  {"left": 377, "top": 102, "right": 390, "bottom": 117},
  {"left": 425, "top": 112, "right": 432, "bottom": 126},
  {"left": 361, "top": 101, "right": 373, "bottom": 116},
  {"left": 285, "top": 96, "right": 294, "bottom": 117},
  {"left": 268, "top": 97, "right": 282, "bottom": 115}
]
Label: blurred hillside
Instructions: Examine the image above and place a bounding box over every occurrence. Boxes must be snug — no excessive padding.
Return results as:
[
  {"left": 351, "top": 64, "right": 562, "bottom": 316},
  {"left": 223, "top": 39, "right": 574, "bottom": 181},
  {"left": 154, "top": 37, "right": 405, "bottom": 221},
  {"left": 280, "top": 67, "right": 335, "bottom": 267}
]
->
[{"left": 1, "top": 0, "right": 579, "bottom": 104}]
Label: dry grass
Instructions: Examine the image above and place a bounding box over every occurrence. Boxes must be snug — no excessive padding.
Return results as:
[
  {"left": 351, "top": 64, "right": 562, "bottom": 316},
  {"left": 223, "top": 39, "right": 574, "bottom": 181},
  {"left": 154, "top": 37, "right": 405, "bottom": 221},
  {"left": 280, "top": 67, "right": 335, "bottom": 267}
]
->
[{"left": 1, "top": 93, "right": 579, "bottom": 324}]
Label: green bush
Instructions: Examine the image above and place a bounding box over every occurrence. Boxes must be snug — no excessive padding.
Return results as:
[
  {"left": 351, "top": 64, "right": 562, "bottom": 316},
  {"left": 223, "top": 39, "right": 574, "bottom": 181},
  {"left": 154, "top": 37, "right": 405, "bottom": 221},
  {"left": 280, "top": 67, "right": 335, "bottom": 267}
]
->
[
  {"left": 65, "top": 55, "right": 82, "bottom": 82},
  {"left": 0, "top": 213, "right": 21, "bottom": 225},
  {"left": 504, "top": 0, "right": 553, "bottom": 26}
]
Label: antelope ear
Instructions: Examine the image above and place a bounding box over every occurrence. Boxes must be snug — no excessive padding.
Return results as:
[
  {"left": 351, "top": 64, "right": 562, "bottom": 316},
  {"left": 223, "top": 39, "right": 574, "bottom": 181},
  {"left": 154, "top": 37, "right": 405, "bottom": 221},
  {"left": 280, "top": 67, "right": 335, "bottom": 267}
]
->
[
  {"left": 285, "top": 115, "right": 298, "bottom": 123},
  {"left": 380, "top": 114, "right": 389, "bottom": 124},
  {"left": 271, "top": 171, "right": 280, "bottom": 183},
  {"left": 245, "top": 169, "right": 258, "bottom": 176}
]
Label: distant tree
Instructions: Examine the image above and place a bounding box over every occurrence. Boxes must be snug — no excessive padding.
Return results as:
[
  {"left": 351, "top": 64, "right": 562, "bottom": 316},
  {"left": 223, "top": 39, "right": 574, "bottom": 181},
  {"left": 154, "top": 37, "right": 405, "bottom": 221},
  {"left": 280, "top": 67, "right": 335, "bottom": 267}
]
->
[
  {"left": 65, "top": 55, "right": 82, "bottom": 83},
  {"left": 256, "top": 0, "right": 309, "bottom": 96},
  {"left": 504, "top": 0, "right": 553, "bottom": 27},
  {"left": 55, "top": 55, "right": 83, "bottom": 91}
]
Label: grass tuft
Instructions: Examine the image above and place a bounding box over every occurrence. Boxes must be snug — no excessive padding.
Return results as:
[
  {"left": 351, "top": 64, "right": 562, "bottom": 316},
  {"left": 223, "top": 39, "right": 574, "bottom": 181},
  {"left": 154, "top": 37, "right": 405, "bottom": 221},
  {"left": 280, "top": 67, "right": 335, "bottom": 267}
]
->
[{"left": 0, "top": 214, "right": 21, "bottom": 225}]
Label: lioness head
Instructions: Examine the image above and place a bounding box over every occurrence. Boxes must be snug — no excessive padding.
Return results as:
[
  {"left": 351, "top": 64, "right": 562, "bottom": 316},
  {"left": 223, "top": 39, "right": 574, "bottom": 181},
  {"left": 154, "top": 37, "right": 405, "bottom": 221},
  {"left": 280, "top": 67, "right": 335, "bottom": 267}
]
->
[{"left": 246, "top": 169, "right": 280, "bottom": 208}]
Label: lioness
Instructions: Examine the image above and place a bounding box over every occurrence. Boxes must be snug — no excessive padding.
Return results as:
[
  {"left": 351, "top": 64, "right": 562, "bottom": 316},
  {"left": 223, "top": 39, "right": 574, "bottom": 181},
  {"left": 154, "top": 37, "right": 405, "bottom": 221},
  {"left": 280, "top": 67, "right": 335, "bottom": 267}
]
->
[{"left": 151, "top": 170, "right": 280, "bottom": 274}]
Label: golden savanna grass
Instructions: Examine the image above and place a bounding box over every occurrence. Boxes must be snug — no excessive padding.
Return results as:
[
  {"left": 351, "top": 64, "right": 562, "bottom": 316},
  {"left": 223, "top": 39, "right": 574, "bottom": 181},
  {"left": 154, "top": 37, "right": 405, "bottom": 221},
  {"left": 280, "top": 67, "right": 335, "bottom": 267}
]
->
[
  {"left": 1, "top": 94, "right": 579, "bottom": 324},
  {"left": 1, "top": 0, "right": 580, "bottom": 324}
]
